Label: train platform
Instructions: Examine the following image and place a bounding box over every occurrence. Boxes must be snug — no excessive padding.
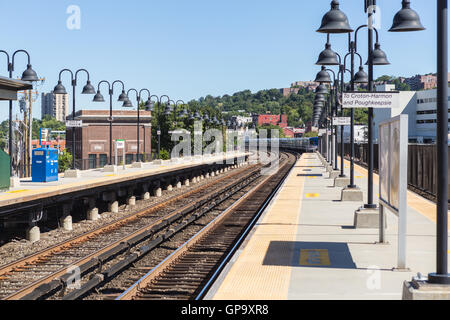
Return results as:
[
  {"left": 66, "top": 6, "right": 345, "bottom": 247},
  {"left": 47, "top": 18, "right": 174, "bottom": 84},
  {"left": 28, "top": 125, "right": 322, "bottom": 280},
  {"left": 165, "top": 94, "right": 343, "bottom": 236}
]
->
[
  {"left": 0, "top": 152, "right": 248, "bottom": 210},
  {"left": 207, "top": 152, "right": 449, "bottom": 300}
]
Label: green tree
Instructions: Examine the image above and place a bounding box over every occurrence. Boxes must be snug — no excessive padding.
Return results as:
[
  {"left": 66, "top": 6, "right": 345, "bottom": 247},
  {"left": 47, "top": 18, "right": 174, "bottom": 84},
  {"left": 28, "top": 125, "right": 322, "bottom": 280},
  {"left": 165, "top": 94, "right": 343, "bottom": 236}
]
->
[
  {"left": 256, "top": 124, "right": 286, "bottom": 138},
  {"left": 58, "top": 150, "right": 72, "bottom": 173},
  {"left": 304, "top": 131, "right": 318, "bottom": 138}
]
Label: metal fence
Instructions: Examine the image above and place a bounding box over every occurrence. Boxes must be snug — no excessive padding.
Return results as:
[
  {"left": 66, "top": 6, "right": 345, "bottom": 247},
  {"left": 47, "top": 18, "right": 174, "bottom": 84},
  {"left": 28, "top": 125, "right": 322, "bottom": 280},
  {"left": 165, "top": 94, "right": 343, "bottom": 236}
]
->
[
  {"left": 341, "top": 143, "right": 450, "bottom": 202},
  {"left": 75, "top": 153, "right": 154, "bottom": 171}
]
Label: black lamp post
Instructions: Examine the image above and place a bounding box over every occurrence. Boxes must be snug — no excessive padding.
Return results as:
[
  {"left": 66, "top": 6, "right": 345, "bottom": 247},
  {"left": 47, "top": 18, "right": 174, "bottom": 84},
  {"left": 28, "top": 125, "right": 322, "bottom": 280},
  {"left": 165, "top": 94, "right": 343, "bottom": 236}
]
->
[
  {"left": 389, "top": 0, "right": 449, "bottom": 285},
  {"left": 0, "top": 50, "right": 39, "bottom": 176},
  {"left": 176, "top": 100, "right": 188, "bottom": 122},
  {"left": 124, "top": 88, "right": 151, "bottom": 162},
  {"left": 426, "top": 0, "right": 449, "bottom": 285},
  {"left": 316, "top": 0, "right": 394, "bottom": 210},
  {"left": 93, "top": 80, "right": 127, "bottom": 165},
  {"left": 147, "top": 95, "right": 170, "bottom": 160},
  {"left": 322, "top": 67, "right": 339, "bottom": 171},
  {"left": 54, "top": 69, "right": 95, "bottom": 170}
]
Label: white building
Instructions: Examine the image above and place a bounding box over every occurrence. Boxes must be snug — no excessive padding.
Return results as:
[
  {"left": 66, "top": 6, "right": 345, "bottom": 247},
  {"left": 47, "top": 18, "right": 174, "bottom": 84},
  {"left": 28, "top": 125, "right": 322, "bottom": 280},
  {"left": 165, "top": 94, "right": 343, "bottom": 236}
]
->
[
  {"left": 373, "top": 87, "right": 450, "bottom": 144},
  {"left": 41, "top": 91, "right": 69, "bottom": 122},
  {"left": 232, "top": 116, "right": 253, "bottom": 127},
  {"left": 415, "top": 89, "right": 450, "bottom": 143},
  {"left": 338, "top": 125, "right": 367, "bottom": 143}
]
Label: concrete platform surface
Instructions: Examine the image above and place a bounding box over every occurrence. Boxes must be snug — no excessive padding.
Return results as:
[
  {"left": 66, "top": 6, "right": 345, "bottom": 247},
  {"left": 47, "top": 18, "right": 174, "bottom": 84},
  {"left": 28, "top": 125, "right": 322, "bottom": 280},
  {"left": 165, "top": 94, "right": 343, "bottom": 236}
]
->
[
  {"left": 0, "top": 152, "right": 248, "bottom": 208},
  {"left": 207, "top": 153, "right": 450, "bottom": 300}
]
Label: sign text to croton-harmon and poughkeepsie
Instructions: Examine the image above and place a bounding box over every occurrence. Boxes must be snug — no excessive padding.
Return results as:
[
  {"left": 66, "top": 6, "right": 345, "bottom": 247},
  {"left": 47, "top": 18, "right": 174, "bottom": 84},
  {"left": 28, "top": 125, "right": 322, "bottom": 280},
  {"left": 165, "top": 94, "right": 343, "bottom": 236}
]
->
[{"left": 343, "top": 91, "right": 400, "bottom": 109}]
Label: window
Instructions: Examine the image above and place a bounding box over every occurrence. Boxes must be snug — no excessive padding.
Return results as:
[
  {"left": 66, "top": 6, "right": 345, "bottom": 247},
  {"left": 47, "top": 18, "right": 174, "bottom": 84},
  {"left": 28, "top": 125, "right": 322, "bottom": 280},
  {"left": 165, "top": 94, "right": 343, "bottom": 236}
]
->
[
  {"left": 88, "top": 154, "right": 97, "bottom": 169},
  {"left": 126, "top": 154, "right": 134, "bottom": 164},
  {"left": 417, "top": 119, "right": 437, "bottom": 124},
  {"left": 99, "top": 154, "right": 108, "bottom": 168}
]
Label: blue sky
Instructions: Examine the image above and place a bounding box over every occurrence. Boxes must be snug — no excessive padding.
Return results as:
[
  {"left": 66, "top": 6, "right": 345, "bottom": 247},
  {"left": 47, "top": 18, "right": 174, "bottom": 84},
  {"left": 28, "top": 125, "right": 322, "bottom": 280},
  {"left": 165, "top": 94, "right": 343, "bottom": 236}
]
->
[{"left": 0, "top": 0, "right": 440, "bottom": 121}]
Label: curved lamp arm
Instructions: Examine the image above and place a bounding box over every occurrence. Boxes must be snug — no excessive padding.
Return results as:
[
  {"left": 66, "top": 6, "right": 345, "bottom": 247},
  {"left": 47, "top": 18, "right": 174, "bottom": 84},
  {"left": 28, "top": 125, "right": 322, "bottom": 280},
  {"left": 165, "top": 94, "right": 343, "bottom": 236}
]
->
[
  {"left": 58, "top": 69, "right": 74, "bottom": 81},
  {"left": 0, "top": 51, "right": 11, "bottom": 71},
  {"left": 354, "top": 24, "right": 379, "bottom": 52},
  {"left": 112, "top": 80, "right": 125, "bottom": 95},
  {"left": 74, "top": 69, "right": 91, "bottom": 85},
  {"left": 127, "top": 88, "right": 139, "bottom": 101},
  {"left": 139, "top": 89, "right": 151, "bottom": 101},
  {"left": 159, "top": 95, "right": 170, "bottom": 105},
  {"left": 150, "top": 95, "right": 161, "bottom": 119},
  {"left": 11, "top": 50, "right": 31, "bottom": 72},
  {"left": 97, "top": 80, "right": 111, "bottom": 92}
]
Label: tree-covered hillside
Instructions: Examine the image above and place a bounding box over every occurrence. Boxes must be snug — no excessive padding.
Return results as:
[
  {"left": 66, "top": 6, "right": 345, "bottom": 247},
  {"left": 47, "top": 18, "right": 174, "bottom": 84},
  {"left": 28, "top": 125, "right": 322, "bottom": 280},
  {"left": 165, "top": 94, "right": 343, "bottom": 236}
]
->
[{"left": 186, "top": 88, "right": 315, "bottom": 128}]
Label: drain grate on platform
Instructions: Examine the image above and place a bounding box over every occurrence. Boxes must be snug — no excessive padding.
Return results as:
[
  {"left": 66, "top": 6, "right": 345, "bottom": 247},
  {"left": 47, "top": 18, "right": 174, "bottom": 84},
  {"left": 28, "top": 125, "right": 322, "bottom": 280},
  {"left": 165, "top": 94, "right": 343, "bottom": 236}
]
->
[{"left": 297, "top": 174, "right": 323, "bottom": 177}]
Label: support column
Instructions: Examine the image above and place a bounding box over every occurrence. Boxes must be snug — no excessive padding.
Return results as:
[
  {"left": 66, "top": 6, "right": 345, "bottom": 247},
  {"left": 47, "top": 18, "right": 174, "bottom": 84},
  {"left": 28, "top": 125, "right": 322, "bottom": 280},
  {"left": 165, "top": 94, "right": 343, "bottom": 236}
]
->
[
  {"left": 60, "top": 203, "right": 73, "bottom": 231},
  {"left": 26, "top": 224, "right": 40, "bottom": 243},
  {"left": 154, "top": 186, "right": 162, "bottom": 197},
  {"left": 127, "top": 196, "right": 136, "bottom": 206},
  {"left": 141, "top": 184, "right": 150, "bottom": 200},
  {"left": 108, "top": 193, "right": 119, "bottom": 214}
]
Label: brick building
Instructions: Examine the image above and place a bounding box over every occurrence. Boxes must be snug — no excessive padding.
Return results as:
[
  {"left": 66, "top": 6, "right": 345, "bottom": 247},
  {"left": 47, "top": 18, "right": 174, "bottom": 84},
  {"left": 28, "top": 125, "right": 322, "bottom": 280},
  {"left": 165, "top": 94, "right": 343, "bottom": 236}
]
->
[
  {"left": 281, "top": 81, "right": 319, "bottom": 97},
  {"left": 252, "top": 114, "right": 288, "bottom": 128},
  {"left": 66, "top": 110, "right": 152, "bottom": 169},
  {"left": 403, "top": 73, "right": 450, "bottom": 91}
]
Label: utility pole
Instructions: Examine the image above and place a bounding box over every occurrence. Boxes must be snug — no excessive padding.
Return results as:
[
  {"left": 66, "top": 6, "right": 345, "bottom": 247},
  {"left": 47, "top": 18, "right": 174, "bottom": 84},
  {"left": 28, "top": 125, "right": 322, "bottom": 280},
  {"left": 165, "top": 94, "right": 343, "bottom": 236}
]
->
[{"left": 18, "top": 78, "right": 45, "bottom": 177}]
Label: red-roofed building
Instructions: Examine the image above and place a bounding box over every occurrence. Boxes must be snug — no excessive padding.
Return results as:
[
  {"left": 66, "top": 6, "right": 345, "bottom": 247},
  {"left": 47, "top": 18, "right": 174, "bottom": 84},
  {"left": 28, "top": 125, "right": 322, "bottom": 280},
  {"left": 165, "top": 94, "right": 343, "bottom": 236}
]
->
[{"left": 253, "top": 114, "right": 288, "bottom": 128}]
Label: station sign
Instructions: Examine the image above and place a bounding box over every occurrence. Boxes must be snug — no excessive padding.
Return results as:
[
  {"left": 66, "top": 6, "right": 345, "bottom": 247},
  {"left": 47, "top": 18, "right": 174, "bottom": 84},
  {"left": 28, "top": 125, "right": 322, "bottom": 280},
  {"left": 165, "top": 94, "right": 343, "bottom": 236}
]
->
[
  {"left": 65, "top": 120, "right": 83, "bottom": 128},
  {"left": 343, "top": 91, "right": 400, "bottom": 109},
  {"left": 115, "top": 139, "right": 125, "bottom": 149},
  {"left": 333, "top": 117, "right": 351, "bottom": 126}
]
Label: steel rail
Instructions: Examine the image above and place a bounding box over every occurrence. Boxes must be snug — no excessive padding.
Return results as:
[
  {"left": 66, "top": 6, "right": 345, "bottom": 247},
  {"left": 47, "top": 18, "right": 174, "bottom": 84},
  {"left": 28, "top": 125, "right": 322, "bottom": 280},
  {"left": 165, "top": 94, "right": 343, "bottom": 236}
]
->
[
  {"left": 117, "top": 152, "right": 293, "bottom": 300},
  {"left": 1, "top": 161, "right": 260, "bottom": 300}
]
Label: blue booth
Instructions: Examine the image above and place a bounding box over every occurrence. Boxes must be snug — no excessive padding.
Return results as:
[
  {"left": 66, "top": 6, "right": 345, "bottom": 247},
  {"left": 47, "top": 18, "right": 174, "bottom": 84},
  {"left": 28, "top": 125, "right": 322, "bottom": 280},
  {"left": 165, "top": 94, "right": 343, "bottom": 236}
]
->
[{"left": 32, "top": 148, "right": 59, "bottom": 183}]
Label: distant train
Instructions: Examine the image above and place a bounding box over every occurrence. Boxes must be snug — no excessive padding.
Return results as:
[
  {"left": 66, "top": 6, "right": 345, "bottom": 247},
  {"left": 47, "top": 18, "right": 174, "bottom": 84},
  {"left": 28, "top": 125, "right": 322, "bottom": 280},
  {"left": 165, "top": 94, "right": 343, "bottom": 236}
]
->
[
  {"left": 245, "top": 137, "right": 318, "bottom": 152},
  {"left": 279, "top": 138, "right": 318, "bottom": 152}
]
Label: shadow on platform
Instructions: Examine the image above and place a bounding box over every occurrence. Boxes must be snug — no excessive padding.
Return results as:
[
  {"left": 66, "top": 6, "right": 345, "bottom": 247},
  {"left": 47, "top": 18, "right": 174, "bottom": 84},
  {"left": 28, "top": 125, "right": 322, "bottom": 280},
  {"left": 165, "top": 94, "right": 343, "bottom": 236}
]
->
[{"left": 262, "top": 241, "right": 357, "bottom": 269}]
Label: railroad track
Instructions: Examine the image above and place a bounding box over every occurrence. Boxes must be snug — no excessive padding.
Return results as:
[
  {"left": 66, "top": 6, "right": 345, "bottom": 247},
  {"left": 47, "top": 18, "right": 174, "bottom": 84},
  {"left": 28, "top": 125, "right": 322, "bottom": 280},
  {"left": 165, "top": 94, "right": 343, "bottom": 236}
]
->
[
  {"left": 0, "top": 156, "right": 266, "bottom": 300},
  {"left": 115, "top": 152, "right": 297, "bottom": 301}
]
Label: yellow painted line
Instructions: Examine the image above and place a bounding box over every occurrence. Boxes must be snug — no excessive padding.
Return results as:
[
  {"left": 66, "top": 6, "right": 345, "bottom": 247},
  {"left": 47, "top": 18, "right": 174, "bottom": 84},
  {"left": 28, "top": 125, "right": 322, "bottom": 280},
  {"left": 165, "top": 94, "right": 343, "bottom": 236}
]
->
[
  {"left": 300, "top": 249, "right": 331, "bottom": 266},
  {"left": 106, "top": 174, "right": 117, "bottom": 177},
  {"left": 212, "top": 154, "right": 307, "bottom": 300},
  {"left": 6, "top": 189, "right": 30, "bottom": 194},
  {"left": 307, "top": 176, "right": 318, "bottom": 179},
  {"left": 355, "top": 176, "right": 364, "bottom": 179},
  {"left": 305, "top": 193, "right": 320, "bottom": 198}
]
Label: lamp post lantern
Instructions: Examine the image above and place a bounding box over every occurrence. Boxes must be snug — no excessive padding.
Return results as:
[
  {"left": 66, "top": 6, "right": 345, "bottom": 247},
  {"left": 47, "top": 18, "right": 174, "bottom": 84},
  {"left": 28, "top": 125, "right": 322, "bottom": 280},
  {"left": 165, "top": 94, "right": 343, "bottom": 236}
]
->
[
  {"left": 93, "top": 80, "right": 127, "bottom": 166},
  {"left": 124, "top": 88, "right": 151, "bottom": 163},
  {"left": 54, "top": 68, "right": 95, "bottom": 170},
  {"left": 0, "top": 50, "right": 39, "bottom": 176}
]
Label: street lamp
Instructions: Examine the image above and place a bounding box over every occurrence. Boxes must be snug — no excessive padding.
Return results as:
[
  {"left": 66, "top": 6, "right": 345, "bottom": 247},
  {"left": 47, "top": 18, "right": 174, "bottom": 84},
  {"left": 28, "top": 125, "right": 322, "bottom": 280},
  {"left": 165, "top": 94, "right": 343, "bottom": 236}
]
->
[
  {"left": 176, "top": 100, "right": 188, "bottom": 120},
  {"left": 317, "top": 0, "right": 353, "bottom": 34},
  {"left": 147, "top": 95, "right": 170, "bottom": 160},
  {"left": 92, "top": 80, "right": 127, "bottom": 165},
  {"left": 317, "top": 65, "right": 339, "bottom": 171},
  {"left": 0, "top": 50, "right": 39, "bottom": 177},
  {"left": 53, "top": 68, "right": 95, "bottom": 170},
  {"left": 124, "top": 88, "right": 151, "bottom": 163},
  {"left": 426, "top": 0, "right": 450, "bottom": 285},
  {"left": 391, "top": 0, "right": 450, "bottom": 284},
  {"left": 389, "top": 0, "right": 426, "bottom": 32}
]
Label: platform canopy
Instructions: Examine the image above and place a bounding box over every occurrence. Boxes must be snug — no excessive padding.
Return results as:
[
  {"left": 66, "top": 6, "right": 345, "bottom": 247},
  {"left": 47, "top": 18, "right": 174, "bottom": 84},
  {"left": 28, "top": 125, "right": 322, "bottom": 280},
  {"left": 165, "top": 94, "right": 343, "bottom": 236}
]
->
[{"left": 0, "top": 75, "right": 33, "bottom": 101}]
